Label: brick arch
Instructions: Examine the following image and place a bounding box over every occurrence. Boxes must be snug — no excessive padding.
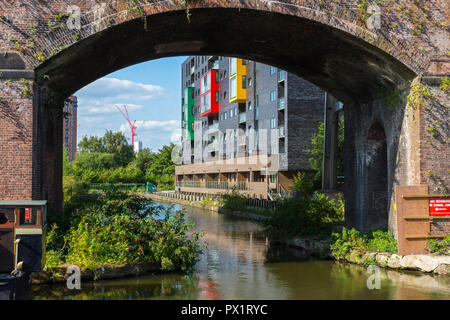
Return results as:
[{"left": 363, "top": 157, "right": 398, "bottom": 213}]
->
[
  {"left": 3, "top": 0, "right": 445, "bottom": 102},
  {"left": 0, "top": 0, "right": 448, "bottom": 227}
]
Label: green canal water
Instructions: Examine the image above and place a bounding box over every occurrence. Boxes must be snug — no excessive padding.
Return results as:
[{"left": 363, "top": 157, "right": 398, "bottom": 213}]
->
[{"left": 31, "top": 203, "right": 450, "bottom": 300}]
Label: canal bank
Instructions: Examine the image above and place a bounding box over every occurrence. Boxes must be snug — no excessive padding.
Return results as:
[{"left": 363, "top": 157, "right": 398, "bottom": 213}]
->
[
  {"left": 147, "top": 193, "right": 450, "bottom": 276},
  {"left": 30, "top": 203, "right": 450, "bottom": 299}
]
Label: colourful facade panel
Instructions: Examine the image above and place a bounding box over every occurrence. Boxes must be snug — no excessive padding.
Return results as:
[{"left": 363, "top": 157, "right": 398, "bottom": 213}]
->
[
  {"left": 200, "top": 70, "right": 219, "bottom": 117},
  {"left": 229, "top": 58, "right": 247, "bottom": 103},
  {"left": 183, "top": 87, "right": 195, "bottom": 141}
]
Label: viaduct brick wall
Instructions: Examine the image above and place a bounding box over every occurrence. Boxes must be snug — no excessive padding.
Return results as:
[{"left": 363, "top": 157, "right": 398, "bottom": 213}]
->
[{"left": 0, "top": 1, "right": 447, "bottom": 234}]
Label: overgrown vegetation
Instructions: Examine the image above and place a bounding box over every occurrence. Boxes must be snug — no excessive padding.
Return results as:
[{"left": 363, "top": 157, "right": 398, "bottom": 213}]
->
[
  {"left": 329, "top": 227, "right": 398, "bottom": 260},
  {"left": 427, "top": 235, "right": 450, "bottom": 256},
  {"left": 46, "top": 186, "right": 203, "bottom": 272},
  {"left": 264, "top": 192, "right": 344, "bottom": 240},
  {"left": 221, "top": 190, "right": 247, "bottom": 211},
  {"left": 306, "top": 116, "right": 344, "bottom": 187},
  {"left": 44, "top": 131, "right": 201, "bottom": 273},
  {"left": 66, "top": 131, "right": 176, "bottom": 190}
]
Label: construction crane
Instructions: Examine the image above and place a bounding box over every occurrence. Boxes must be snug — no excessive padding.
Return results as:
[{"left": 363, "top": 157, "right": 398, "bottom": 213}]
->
[{"left": 115, "top": 104, "right": 137, "bottom": 146}]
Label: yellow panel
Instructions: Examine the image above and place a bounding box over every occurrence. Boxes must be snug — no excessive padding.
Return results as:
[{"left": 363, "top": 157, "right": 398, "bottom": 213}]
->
[{"left": 229, "top": 58, "right": 247, "bottom": 103}]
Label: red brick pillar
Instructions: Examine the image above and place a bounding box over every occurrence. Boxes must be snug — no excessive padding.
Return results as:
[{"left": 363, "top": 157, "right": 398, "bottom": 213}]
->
[
  {"left": 0, "top": 75, "right": 63, "bottom": 213},
  {"left": 0, "top": 76, "right": 35, "bottom": 201}
]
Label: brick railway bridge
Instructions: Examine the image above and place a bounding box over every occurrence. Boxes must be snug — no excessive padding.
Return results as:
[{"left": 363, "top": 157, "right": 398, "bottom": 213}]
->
[{"left": 0, "top": 0, "right": 448, "bottom": 236}]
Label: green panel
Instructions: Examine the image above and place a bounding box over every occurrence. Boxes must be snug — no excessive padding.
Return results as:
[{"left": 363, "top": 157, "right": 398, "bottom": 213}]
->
[{"left": 183, "top": 87, "right": 195, "bottom": 141}]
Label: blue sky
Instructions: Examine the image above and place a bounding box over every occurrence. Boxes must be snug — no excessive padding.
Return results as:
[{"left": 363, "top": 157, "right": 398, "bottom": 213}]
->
[{"left": 75, "top": 56, "right": 188, "bottom": 152}]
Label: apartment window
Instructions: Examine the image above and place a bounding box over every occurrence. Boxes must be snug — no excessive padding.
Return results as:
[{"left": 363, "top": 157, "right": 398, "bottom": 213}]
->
[
  {"left": 230, "top": 58, "right": 237, "bottom": 76},
  {"left": 224, "top": 91, "right": 227, "bottom": 99},
  {"left": 270, "top": 90, "right": 276, "bottom": 102},
  {"left": 201, "top": 73, "right": 210, "bottom": 95},
  {"left": 248, "top": 101, "right": 252, "bottom": 110},
  {"left": 224, "top": 112, "right": 227, "bottom": 120},
  {"left": 230, "top": 77, "right": 237, "bottom": 99},
  {"left": 216, "top": 92, "right": 219, "bottom": 103},
  {"left": 270, "top": 66, "right": 277, "bottom": 75},
  {"left": 230, "top": 109, "right": 233, "bottom": 118},
  {"left": 248, "top": 77, "right": 252, "bottom": 87},
  {"left": 255, "top": 94, "right": 259, "bottom": 107},
  {"left": 270, "top": 118, "right": 277, "bottom": 129},
  {"left": 242, "top": 75, "right": 247, "bottom": 89}
]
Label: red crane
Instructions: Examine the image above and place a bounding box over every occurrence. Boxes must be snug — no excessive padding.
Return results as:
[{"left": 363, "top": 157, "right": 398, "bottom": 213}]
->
[{"left": 115, "top": 104, "right": 137, "bottom": 146}]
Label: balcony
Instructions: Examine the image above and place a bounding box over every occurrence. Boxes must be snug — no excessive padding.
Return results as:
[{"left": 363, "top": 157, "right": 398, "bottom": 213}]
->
[
  {"left": 278, "top": 97, "right": 285, "bottom": 110},
  {"left": 278, "top": 70, "right": 287, "bottom": 81},
  {"left": 176, "top": 181, "right": 249, "bottom": 191},
  {"left": 208, "top": 122, "right": 219, "bottom": 133},
  {"left": 200, "top": 70, "right": 220, "bottom": 117},
  {"left": 239, "top": 112, "right": 247, "bottom": 123}
]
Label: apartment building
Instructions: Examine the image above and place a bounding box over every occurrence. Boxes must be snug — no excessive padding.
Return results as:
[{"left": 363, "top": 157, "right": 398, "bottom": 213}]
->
[
  {"left": 63, "top": 96, "right": 78, "bottom": 162},
  {"left": 176, "top": 56, "right": 325, "bottom": 199}
]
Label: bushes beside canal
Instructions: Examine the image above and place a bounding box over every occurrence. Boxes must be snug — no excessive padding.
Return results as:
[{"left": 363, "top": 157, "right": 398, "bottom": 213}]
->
[
  {"left": 329, "top": 227, "right": 398, "bottom": 260},
  {"left": 45, "top": 193, "right": 203, "bottom": 272},
  {"left": 263, "top": 193, "right": 345, "bottom": 240}
]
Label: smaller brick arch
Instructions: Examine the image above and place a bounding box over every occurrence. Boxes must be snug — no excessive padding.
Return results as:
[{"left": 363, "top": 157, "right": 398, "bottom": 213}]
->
[{"left": 366, "top": 122, "right": 388, "bottom": 231}]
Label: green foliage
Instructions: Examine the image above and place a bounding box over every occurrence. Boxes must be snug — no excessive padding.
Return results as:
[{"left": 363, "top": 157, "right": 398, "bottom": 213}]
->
[
  {"left": 366, "top": 230, "right": 398, "bottom": 253},
  {"left": 407, "top": 78, "right": 434, "bottom": 110},
  {"left": 78, "top": 130, "right": 135, "bottom": 167},
  {"left": 427, "top": 235, "right": 450, "bottom": 256},
  {"left": 221, "top": 190, "right": 247, "bottom": 211},
  {"left": 291, "top": 171, "right": 317, "bottom": 195},
  {"left": 264, "top": 192, "right": 344, "bottom": 239},
  {"left": 73, "top": 152, "right": 117, "bottom": 171},
  {"left": 46, "top": 194, "right": 203, "bottom": 272},
  {"left": 306, "top": 116, "right": 344, "bottom": 185},
  {"left": 329, "top": 228, "right": 367, "bottom": 260},
  {"left": 330, "top": 227, "right": 398, "bottom": 260},
  {"left": 145, "top": 144, "right": 176, "bottom": 190},
  {"left": 440, "top": 77, "right": 450, "bottom": 93}
]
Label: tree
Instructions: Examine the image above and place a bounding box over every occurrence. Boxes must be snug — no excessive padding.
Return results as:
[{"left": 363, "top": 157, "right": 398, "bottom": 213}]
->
[
  {"left": 307, "top": 116, "right": 344, "bottom": 186},
  {"left": 132, "top": 148, "right": 155, "bottom": 172},
  {"left": 78, "top": 130, "right": 135, "bottom": 167},
  {"left": 145, "top": 144, "right": 176, "bottom": 190}
]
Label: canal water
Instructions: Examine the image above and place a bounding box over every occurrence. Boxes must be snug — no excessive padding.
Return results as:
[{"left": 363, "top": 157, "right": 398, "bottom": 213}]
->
[{"left": 31, "top": 203, "right": 450, "bottom": 300}]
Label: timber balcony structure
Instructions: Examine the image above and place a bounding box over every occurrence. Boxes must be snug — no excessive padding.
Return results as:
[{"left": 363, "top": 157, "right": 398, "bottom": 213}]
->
[{"left": 175, "top": 154, "right": 295, "bottom": 200}]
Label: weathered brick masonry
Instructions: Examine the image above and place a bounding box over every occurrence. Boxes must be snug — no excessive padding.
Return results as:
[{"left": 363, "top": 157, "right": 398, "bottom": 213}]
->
[{"left": 0, "top": 1, "right": 448, "bottom": 236}]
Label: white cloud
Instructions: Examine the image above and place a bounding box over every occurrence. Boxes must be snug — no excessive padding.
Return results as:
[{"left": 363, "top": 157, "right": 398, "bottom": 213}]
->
[
  {"left": 79, "top": 103, "right": 144, "bottom": 115},
  {"left": 120, "top": 120, "right": 179, "bottom": 133},
  {"left": 77, "top": 77, "right": 167, "bottom": 103}
]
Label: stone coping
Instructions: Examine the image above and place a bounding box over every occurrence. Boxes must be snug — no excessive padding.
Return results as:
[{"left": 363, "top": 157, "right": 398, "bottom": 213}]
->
[
  {"left": 30, "top": 261, "right": 160, "bottom": 285},
  {"left": 283, "top": 237, "right": 450, "bottom": 275}
]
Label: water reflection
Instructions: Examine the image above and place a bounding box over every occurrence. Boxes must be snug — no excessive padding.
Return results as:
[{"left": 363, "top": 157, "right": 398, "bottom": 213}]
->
[{"left": 30, "top": 203, "right": 450, "bottom": 300}]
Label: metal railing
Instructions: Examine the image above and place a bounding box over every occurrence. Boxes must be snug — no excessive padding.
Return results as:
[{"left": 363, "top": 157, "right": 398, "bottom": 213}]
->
[
  {"left": 279, "top": 126, "right": 285, "bottom": 137},
  {"left": 278, "top": 97, "right": 285, "bottom": 109},
  {"left": 239, "top": 112, "right": 246, "bottom": 123},
  {"left": 177, "top": 181, "right": 249, "bottom": 191}
]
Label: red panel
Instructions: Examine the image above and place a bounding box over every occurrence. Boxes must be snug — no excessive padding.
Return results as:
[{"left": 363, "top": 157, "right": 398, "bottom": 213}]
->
[
  {"left": 200, "top": 70, "right": 219, "bottom": 117},
  {"left": 429, "top": 199, "right": 450, "bottom": 216}
]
